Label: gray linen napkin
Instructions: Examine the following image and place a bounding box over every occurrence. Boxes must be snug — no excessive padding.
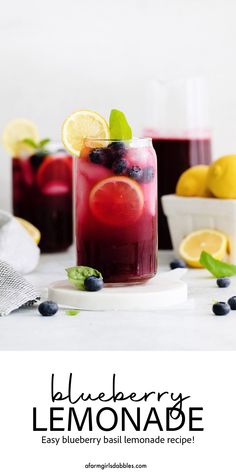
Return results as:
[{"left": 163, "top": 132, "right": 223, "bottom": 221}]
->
[{"left": 0, "top": 260, "right": 40, "bottom": 316}]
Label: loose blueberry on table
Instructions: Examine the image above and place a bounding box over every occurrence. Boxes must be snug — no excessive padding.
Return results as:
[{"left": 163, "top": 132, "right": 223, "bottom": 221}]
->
[
  {"left": 216, "top": 277, "right": 231, "bottom": 288},
  {"left": 170, "top": 259, "right": 186, "bottom": 270},
  {"left": 212, "top": 302, "right": 230, "bottom": 316},
  {"left": 38, "top": 300, "right": 59, "bottom": 316},
  {"left": 228, "top": 296, "right": 236, "bottom": 310}
]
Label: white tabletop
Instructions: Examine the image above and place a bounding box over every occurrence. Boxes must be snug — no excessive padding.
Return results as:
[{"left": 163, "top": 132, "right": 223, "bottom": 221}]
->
[{"left": 1, "top": 248, "right": 236, "bottom": 351}]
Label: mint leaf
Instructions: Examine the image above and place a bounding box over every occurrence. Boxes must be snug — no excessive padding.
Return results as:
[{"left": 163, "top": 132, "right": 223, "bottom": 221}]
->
[
  {"left": 65, "top": 309, "right": 80, "bottom": 316},
  {"left": 38, "top": 138, "right": 50, "bottom": 148},
  {"left": 109, "top": 109, "right": 132, "bottom": 140},
  {"left": 21, "top": 137, "right": 50, "bottom": 150},
  {"left": 66, "top": 266, "right": 103, "bottom": 290},
  {"left": 21, "top": 138, "right": 38, "bottom": 149},
  {"left": 199, "top": 251, "right": 236, "bottom": 277}
]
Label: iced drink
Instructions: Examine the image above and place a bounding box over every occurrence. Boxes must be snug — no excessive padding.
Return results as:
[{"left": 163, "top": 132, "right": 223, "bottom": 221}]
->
[{"left": 75, "top": 138, "right": 157, "bottom": 283}]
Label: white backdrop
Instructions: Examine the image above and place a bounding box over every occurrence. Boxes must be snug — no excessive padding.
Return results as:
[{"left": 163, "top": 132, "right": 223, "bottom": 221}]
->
[{"left": 1, "top": 0, "right": 236, "bottom": 211}]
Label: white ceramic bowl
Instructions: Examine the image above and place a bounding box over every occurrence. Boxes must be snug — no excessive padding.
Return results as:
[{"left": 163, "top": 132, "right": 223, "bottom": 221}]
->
[{"left": 162, "top": 195, "right": 236, "bottom": 263}]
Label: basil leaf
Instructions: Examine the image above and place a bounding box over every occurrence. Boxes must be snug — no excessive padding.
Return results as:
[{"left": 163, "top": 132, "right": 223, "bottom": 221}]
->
[
  {"left": 199, "top": 251, "right": 236, "bottom": 277},
  {"left": 109, "top": 109, "right": 132, "bottom": 140},
  {"left": 66, "top": 266, "right": 103, "bottom": 290},
  {"left": 21, "top": 138, "right": 38, "bottom": 149},
  {"left": 65, "top": 309, "right": 80, "bottom": 316}
]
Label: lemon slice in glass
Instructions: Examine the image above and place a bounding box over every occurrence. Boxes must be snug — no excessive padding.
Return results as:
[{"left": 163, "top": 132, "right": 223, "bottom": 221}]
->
[
  {"left": 179, "top": 229, "right": 228, "bottom": 268},
  {"left": 61, "top": 110, "right": 109, "bottom": 156},
  {"left": 2, "top": 119, "right": 39, "bottom": 156},
  {"left": 89, "top": 176, "right": 144, "bottom": 227}
]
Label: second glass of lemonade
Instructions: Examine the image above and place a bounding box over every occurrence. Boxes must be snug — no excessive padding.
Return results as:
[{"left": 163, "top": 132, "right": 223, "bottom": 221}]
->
[
  {"left": 12, "top": 144, "right": 73, "bottom": 253},
  {"left": 75, "top": 138, "right": 157, "bottom": 283}
]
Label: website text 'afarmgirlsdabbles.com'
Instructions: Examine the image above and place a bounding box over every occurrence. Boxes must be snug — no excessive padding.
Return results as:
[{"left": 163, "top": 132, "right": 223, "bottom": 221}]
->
[{"left": 84, "top": 463, "right": 147, "bottom": 470}]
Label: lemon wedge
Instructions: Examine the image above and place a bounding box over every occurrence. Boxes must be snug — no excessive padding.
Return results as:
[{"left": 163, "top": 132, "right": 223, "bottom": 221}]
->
[
  {"left": 2, "top": 119, "right": 39, "bottom": 156},
  {"left": 179, "top": 229, "right": 228, "bottom": 268},
  {"left": 62, "top": 110, "right": 109, "bottom": 156},
  {"left": 16, "top": 217, "right": 41, "bottom": 245}
]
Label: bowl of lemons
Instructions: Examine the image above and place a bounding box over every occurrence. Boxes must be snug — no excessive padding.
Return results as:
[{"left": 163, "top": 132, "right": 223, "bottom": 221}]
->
[{"left": 162, "top": 155, "right": 236, "bottom": 266}]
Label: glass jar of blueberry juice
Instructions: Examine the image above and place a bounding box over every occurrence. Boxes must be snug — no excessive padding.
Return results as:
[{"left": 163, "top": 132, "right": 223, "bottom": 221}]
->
[{"left": 75, "top": 138, "right": 158, "bottom": 283}]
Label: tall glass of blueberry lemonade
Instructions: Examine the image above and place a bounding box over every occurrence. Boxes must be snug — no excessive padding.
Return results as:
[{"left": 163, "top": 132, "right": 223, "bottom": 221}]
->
[
  {"left": 62, "top": 109, "right": 158, "bottom": 283},
  {"left": 2, "top": 119, "right": 73, "bottom": 253}
]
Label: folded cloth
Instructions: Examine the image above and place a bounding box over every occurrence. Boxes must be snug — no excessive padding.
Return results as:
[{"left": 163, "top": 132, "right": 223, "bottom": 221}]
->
[
  {"left": 0, "top": 210, "right": 40, "bottom": 274},
  {"left": 0, "top": 260, "right": 40, "bottom": 316}
]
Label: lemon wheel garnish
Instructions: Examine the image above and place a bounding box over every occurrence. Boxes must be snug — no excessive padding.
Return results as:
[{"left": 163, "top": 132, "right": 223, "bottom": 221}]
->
[
  {"left": 2, "top": 119, "right": 39, "bottom": 156},
  {"left": 179, "top": 229, "right": 228, "bottom": 268},
  {"left": 61, "top": 110, "right": 109, "bottom": 156},
  {"left": 16, "top": 217, "right": 41, "bottom": 245}
]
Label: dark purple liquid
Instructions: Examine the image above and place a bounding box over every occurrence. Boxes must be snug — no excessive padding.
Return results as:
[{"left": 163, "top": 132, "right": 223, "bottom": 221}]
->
[
  {"left": 151, "top": 136, "right": 212, "bottom": 249},
  {"left": 12, "top": 152, "right": 73, "bottom": 253}
]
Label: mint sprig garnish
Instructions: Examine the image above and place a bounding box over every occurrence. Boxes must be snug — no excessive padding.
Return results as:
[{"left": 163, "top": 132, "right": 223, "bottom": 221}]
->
[
  {"left": 21, "top": 138, "right": 38, "bottom": 149},
  {"left": 21, "top": 137, "right": 50, "bottom": 151},
  {"left": 66, "top": 266, "right": 103, "bottom": 290},
  {"left": 38, "top": 138, "right": 50, "bottom": 148},
  {"left": 199, "top": 251, "right": 236, "bottom": 277},
  {"left": 109, "top": 109, "right": 132, "bottom": 140}
]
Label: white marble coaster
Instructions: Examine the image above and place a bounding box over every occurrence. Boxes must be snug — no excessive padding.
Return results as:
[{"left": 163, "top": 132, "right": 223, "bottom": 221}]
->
[{"left": 48, "top": 269, "right": 188, "bottom": 311}]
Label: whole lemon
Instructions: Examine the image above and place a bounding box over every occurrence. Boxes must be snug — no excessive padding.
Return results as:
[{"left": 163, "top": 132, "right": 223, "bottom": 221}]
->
[
  {"left": 207, "top": 155, "right": 236, "bottom": 198},
  {"left": 176, "top": 165, "right": 210, "bottom": 197}
]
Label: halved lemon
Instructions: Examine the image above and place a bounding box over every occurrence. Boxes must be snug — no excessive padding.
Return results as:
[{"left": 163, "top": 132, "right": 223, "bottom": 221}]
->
[
  {"left": 89, "top": 176, "right": 144, "bottom": 227},
  {"left": 62, "top": 110, "right": 109, "bottom": 156},
  {"left": 2, "top": 119, "right": 39, "bottom": 156},
  {"left": 16, "top": 217, "right": 41, "bottom": 245},
  {"left": 179, "top": 229, "right": 228, "bottom": 268}
]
